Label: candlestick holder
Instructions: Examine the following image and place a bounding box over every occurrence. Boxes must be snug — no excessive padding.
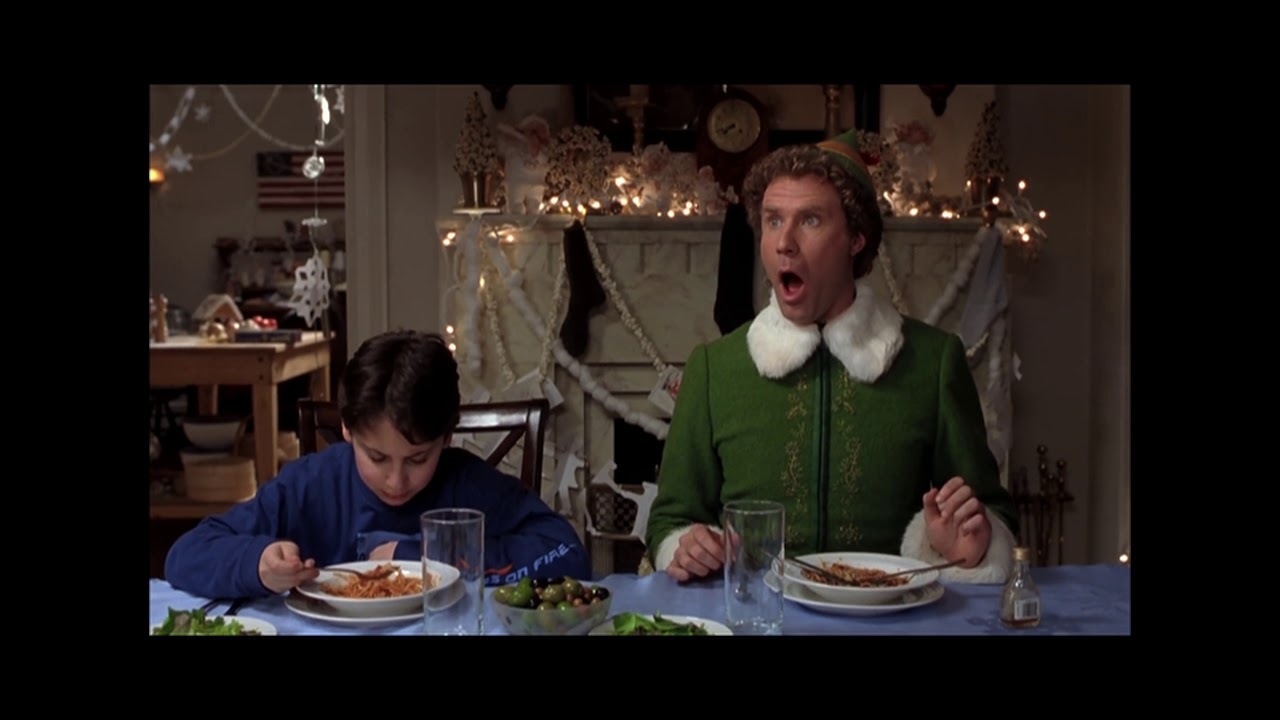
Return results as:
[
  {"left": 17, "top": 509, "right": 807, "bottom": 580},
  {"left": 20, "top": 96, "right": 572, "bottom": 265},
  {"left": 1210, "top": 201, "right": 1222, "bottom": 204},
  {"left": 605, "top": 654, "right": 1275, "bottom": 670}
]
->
[{"left": 1011, "top": 444, "right": 1075, "bottom": 566}]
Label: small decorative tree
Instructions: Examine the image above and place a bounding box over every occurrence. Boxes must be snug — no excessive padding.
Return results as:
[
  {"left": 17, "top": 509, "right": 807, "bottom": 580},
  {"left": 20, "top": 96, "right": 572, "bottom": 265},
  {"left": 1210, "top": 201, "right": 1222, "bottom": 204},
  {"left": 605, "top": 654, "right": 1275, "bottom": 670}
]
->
[
  {"left": 453, "top": 92, "right": 500, "bottom": 207},
  {"left": 965, "top": 100, "right": 1010, "bottom": 208}
]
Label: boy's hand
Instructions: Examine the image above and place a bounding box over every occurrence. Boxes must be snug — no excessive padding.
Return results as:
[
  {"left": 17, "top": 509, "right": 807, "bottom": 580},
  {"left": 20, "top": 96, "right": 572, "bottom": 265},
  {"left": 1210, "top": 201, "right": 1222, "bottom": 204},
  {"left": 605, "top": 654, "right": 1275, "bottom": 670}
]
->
[{"left": 258, "top": 540, "right": 319, "bottom": 594}]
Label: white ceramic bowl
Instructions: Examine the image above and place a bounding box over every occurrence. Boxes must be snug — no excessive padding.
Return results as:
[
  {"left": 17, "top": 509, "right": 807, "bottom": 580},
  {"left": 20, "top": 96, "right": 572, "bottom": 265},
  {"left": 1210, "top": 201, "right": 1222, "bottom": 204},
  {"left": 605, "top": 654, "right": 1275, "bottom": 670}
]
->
[
  {"left": 776, "top": 552, "right": 940, "bottom": 606},
  {"left": 180, "top": 448, "right": 232, "bottom": 468},
  {"left": 182, "top": 416, "right": 245, "bottom": 450},
  {"left": 295, "top": 559, "right": 459, "bottom": 618}
]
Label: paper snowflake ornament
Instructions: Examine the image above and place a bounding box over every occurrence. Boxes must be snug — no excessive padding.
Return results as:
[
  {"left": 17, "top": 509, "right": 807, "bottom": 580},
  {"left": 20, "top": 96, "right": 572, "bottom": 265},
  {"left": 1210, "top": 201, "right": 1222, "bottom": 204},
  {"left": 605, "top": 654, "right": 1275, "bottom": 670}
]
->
[
  {"left": 554, "top": 437, "right": 585, "bottom": 518},
  {"left": 194, "top": 103, "right": 212, "bottom": 122},
  {"left": 288, "top": 254, "right": 332, "bottom": 327},
  {"left": 165, "top": 146, "right": 192, "bottom": 173}
]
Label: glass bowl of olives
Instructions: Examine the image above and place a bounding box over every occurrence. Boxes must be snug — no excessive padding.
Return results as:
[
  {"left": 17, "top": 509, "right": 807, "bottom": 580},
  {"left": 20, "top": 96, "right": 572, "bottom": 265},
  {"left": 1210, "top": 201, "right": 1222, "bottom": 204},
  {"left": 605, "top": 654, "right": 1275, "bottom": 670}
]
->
[{"left": 490, "top": 576, "right": 612, "bottom": 635}]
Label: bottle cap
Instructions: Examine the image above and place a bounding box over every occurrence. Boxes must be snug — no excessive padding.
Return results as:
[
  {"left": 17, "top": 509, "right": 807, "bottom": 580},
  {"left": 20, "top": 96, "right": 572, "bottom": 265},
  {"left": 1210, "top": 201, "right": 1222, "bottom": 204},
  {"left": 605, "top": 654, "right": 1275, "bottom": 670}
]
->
[{"left": 1013, "top": 546, "right": 1031, "bottom": 561}]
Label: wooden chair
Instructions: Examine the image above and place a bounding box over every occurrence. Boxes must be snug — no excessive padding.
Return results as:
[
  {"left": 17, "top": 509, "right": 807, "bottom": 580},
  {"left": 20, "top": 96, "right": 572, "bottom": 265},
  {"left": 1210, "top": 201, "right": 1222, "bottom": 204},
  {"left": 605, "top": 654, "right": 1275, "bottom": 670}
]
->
[
  {"left": 297, "top": 397, "right": 550, "bottom": 495},
  {"left": 297, "top": 398, "right": 345, "bottom": 455}
]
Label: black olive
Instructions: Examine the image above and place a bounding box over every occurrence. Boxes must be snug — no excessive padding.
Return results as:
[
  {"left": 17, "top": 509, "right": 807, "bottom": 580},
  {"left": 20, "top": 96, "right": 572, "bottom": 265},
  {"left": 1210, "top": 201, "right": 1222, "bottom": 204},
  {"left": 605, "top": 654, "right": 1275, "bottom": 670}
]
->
[
  {"left": 531, "top": 577, "right": 550, "bottom": 589},
  {"left": 591, "top": 586, "right": 611, "bottom": 600}
]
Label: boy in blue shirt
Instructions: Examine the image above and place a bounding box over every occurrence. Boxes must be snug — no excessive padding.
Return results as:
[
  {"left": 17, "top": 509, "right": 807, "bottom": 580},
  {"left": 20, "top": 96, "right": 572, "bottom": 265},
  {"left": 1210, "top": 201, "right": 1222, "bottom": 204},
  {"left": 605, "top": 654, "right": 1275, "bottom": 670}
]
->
[{"left": 164, "top": 329, "right": 590, "bottom": 599}]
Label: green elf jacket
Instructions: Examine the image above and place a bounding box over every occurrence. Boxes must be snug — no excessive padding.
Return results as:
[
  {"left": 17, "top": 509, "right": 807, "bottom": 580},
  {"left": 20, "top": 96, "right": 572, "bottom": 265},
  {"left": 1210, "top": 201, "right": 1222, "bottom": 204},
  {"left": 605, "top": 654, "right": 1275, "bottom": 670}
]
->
[{"left": 646, "top": 280, "right": 1021, "bottom": 583}]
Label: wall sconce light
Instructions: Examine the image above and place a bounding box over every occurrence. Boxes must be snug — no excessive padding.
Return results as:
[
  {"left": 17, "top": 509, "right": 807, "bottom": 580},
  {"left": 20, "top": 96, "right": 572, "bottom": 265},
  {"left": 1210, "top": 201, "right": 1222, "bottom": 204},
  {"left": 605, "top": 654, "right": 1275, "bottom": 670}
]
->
[{"left": 150, "top": 166, "right": 166, "bottom": 188}]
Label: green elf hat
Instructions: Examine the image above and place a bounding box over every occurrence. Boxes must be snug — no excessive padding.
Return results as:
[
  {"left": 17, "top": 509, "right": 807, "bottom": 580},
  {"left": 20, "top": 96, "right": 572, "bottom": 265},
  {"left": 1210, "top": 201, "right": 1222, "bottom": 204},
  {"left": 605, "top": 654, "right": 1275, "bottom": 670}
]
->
[{"left": 817, "top": 128, "right": 876, "bottom": 194}]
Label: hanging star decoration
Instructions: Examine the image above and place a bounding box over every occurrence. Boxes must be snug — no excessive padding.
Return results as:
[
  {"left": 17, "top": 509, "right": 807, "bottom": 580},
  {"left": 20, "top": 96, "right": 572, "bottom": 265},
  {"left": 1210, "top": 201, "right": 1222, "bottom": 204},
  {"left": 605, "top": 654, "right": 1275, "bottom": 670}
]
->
[
  {"left": 287, "top": 253, "right": 332, "bottom": 327},
  {"left": 165, "top": 146, "right": 192, "bottom": 173},
  {"left": 194, "top": 103, "right": 212, "bottom": 122},
  {"left": 334, "top": 85, "right": 345, "bottom": 115}
]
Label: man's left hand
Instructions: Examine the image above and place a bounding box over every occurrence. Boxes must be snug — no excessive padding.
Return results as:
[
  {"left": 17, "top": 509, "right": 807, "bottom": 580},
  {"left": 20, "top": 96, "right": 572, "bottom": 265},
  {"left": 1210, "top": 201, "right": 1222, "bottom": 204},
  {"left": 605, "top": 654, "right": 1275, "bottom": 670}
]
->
[{"left": 923, "top": 476, "right": 991, "bottom": 568}]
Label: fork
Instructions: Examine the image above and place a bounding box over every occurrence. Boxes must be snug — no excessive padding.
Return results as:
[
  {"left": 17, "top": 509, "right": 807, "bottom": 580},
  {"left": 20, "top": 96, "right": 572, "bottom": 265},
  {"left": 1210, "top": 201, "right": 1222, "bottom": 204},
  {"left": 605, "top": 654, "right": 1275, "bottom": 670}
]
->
[
  {"left": 323, "top": 565, "right": 396, "bottom": 581},
  {"left": 198, "top": 598, "right": 227, "bottom": 614}
]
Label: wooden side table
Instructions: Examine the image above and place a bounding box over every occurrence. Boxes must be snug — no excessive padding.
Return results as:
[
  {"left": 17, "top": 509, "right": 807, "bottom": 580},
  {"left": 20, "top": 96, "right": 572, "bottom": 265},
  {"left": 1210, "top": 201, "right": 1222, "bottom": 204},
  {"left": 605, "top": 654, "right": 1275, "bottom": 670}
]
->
[{"left": 149, "top": 332, "right": 331, "bottom": 519}]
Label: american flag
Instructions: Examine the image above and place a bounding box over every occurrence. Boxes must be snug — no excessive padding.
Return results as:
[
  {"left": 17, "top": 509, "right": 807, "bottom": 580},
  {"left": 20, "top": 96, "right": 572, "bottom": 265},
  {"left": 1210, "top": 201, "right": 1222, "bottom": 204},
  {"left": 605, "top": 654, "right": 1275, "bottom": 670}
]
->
[{"left": 256, "top": 151, "right": 345, "bottom": 210}]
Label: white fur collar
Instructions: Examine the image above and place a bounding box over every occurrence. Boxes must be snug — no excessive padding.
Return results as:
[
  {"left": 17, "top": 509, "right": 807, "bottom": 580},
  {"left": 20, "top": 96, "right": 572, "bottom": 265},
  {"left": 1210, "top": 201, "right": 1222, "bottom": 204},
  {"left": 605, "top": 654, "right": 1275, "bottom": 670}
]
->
[{"left": 746, "top": 279, "right": 904, "bottom": 383}]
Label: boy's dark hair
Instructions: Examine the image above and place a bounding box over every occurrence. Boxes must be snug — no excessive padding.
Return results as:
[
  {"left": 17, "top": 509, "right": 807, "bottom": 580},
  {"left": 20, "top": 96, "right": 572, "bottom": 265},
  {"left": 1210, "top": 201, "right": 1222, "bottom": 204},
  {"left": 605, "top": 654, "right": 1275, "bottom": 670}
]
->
[
  {"left": 742, "top": 143, "right": 884, "bottom": 279},
  {"left": 338, "top": 329, "right": 460, "bottom": 444}
]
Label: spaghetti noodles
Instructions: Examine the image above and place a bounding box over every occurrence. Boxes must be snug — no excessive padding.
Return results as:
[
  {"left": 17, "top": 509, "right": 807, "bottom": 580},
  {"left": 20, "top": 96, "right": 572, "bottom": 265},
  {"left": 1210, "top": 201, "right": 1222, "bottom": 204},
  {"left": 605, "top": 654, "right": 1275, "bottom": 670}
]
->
[
  {"left": 320, "top": 565, "right": 433, "bottom": 599},
  {"left": 801, "top": 562, "right": 910, "bottom": 588}
]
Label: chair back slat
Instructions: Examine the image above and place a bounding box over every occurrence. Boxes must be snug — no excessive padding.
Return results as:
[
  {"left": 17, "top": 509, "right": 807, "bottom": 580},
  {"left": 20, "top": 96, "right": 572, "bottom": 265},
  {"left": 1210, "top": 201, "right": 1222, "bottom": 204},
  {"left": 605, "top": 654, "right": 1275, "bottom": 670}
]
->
[{"left": 297, "top": 398, "right": 550, "bottom": 494}]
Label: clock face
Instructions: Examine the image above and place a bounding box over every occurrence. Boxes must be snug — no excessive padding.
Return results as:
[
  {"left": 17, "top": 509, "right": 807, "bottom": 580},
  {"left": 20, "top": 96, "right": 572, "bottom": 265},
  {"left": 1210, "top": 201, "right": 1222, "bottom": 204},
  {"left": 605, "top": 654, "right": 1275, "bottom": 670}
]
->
[{"left": 708, "top": 98, "right": 762, "bottom": 153}]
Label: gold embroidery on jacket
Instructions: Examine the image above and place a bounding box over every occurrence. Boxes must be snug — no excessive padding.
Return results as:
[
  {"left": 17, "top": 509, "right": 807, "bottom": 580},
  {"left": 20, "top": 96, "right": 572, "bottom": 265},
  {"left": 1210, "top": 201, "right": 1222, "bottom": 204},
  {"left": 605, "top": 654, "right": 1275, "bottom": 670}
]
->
[
  {"left": 782, "top": 374, "right": 809, "bottom": 550},
  {"left": 832, "top": 369, "right": 863, "bottom": 548}
]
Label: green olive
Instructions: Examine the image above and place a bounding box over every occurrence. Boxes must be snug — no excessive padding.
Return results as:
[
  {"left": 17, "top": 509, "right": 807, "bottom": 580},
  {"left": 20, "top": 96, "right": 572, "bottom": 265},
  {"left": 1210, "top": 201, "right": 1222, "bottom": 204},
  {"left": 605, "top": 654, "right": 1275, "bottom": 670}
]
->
[
  {"left": 542, "top": 584, "right": 566, "bottom": 604},
  {"left": 562, "top": 579, "right": 584, "bottom": 598},
  {"left": 492, "top": 586, "right": 513, "bottom": 605},
  {"left": 556, "top": 601, "right": 575, "bottom": 611},
  {"left": 509, "top": 586, "right": 533, "bottom": 608},
  {"left": 537, "top": 600, "right": 557, "bottom": 611}
]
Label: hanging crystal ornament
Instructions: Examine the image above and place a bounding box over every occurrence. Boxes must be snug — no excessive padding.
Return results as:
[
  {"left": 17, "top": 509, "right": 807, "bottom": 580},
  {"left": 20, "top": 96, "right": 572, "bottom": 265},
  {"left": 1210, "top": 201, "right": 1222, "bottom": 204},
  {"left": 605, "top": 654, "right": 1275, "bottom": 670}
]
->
[
  {"left": 302, "top": 151, "right": 325, "bottom": 179},
  {"left": 291, "top": 83, "right": 336, "bottom": 330}
]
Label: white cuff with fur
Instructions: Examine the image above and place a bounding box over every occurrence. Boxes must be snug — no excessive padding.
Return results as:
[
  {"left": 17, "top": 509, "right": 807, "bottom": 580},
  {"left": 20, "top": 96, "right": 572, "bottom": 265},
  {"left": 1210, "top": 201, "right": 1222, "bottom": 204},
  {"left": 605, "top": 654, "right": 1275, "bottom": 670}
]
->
[
  {"left": 653, "top": 523, "right": 723, "bottom": 571},
  {"left": 899, "top": 508, "right": 1016, "bottom": 584}
]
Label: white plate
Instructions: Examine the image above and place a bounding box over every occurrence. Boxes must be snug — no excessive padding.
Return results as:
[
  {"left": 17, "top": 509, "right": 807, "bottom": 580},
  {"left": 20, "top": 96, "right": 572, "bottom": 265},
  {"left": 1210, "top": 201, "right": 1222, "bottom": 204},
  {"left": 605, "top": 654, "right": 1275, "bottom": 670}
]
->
[
  {"left": 295, "top": 559, "right": 459, "bottom": 618},
  {"left": 766, "top": 570, "right": 945, "bottom": 617},
  {"left": 588, "top": 614, "right": 733, "bottom": 636},
  {"left": 284, "top": 592, "right": 423, "bottom": 627},
  {"left": 286, "top": 575, "right": 468, "bottom": 627},
  {"left": 151, "top": 615, "right": 278, "bottom": 636},
  {"left": 775, "top": 552, "right": 939, "bottom": 605}
]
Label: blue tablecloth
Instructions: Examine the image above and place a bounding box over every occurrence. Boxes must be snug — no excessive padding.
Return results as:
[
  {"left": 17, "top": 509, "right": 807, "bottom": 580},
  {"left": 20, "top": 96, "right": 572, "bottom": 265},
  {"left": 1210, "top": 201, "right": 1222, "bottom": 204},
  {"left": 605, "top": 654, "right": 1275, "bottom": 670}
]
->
[{"left": 149, "top": 563, "right": 1129, "bottom": 635}]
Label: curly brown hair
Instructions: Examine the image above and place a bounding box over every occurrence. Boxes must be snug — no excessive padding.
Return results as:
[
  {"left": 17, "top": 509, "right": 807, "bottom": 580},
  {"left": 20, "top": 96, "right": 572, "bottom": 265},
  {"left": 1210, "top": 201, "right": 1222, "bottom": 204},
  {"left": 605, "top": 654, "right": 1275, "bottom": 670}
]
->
[{"left": 742, "top": 144, "right": 883, "bottom": 279}]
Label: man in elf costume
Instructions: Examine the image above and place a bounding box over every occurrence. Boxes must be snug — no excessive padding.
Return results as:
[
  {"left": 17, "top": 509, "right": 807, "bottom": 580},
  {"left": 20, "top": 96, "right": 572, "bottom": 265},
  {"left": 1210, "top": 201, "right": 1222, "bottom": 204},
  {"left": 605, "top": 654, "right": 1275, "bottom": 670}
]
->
[{"left": 646, "top": 130, "right": 1019, "bottom": 584}]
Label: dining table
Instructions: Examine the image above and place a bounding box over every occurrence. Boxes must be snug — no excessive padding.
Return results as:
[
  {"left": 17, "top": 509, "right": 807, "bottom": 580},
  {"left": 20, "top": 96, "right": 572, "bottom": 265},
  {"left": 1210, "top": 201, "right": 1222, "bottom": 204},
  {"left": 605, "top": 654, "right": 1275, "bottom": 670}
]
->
[{"left": 149, "top": 562, "right": 1129, "bottom": 635}]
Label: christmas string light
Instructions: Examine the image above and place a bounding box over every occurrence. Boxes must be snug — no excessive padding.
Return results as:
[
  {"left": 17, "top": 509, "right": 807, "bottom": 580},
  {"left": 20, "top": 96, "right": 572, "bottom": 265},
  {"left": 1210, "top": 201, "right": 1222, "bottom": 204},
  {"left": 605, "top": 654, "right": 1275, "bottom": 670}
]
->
[
  {"left": 876, "top": 244, "right": 910, "bottom": 317},
  {"left": 482, "top": 265, "right": 517, "bottom": 388},
  {"left": 459, "top": 218, "right": 483, "bottom": 376}
]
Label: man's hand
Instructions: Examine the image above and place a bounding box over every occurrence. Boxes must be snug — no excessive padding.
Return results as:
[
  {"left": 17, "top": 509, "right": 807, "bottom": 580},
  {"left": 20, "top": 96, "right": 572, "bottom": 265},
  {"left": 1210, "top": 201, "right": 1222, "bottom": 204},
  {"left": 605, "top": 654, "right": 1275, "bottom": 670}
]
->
[
  {"left": 923, "top": 476, "right": 992, "bottom": 568},
  {"left": 258, "top": 540, "right": 319, "bottom": 594},
  {"left": 665, "top": 524, "right": 725, "bottom": 583}
]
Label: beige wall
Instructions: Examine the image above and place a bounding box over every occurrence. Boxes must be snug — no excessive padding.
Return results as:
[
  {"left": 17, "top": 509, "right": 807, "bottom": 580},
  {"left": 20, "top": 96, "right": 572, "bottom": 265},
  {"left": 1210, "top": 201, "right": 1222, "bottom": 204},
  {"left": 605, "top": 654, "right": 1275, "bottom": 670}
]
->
[
  {"left": 149, "top": 85, "right": 332, "bottom": 313},
  {"left": 150, "top": 83, "right": 1129, "bottom": 564},
  {"left": 998, "top": 84, "right": 1130, "bottom": 565}
]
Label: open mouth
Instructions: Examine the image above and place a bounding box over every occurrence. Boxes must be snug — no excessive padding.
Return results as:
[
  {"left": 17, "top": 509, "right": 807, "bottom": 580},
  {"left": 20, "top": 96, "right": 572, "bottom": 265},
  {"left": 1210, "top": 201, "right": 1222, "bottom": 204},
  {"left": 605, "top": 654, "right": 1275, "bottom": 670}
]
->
[{"left": 778, "top": 270, "right": 806, "bottom": 300}]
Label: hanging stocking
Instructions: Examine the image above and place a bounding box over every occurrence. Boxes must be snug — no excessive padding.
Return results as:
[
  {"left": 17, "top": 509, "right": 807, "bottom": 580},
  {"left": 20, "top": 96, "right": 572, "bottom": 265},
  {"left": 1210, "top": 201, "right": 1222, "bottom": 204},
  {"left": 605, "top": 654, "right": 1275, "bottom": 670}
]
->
[
  {"left": 558, "top": 220, "right": 605, "bottom": 357},
  {"left": 714, "top": 202, "right": 757, "bottom": 335}
]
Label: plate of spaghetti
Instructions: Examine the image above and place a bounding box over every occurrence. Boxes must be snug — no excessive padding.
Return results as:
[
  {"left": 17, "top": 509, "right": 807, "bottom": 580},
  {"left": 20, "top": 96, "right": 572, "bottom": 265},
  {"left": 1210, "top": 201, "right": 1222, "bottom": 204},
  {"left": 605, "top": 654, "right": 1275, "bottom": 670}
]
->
[
  {"left": 774, "top": 552, "right": 940, "bottom": 606},
  {"left": 295, "top": 559, "right": 460, "bottom": 618}
]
